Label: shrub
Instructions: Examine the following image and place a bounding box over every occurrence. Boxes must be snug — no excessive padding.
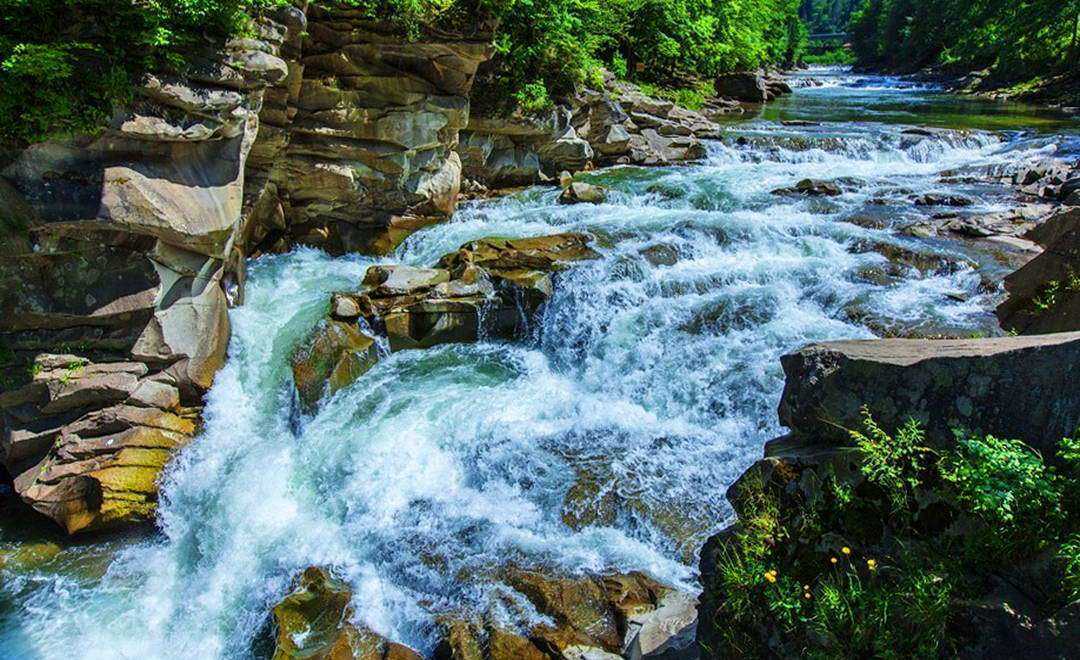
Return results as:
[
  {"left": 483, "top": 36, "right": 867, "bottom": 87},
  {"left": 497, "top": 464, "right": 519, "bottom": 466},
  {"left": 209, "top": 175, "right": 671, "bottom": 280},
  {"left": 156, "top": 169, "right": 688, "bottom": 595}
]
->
[
  {"left": 849, "top": 406, "right": 930, "bottom": 517},
  {"left": 940, "top": 433, "right": 1062, "bottom": 527}
]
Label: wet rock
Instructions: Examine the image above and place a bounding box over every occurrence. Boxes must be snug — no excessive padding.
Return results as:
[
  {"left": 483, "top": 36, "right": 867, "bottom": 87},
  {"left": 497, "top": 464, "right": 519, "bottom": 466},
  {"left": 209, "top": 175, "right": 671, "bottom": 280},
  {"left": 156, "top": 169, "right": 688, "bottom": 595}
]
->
[
  {"left": 503, "top": 568, "right": 675, "bottom": 657},
  {"left": 772, "top": 179, "right": 842, "bottom": 197},
  {"left": 271, "top": 566, "right": 422, "bottom": 660},
  {"left": 640, "top": 244, "right": 680, "bottom": 267},
  {"left": 997, "top": 208, "right": 1080, "bottom": 334},
  {"left": 559, "top": 181, "right": 608, "bottom": 205},
  {"left": 290, "top": 320, "right": 379, "bottom": 413},
  {"left": 297, "top": 234, "right": 597, "bottom": 410},
  {"left": 433, "top": 618, "right": 548, "bottom": 660},
  {"left": 914, "top": 193, "right": 975, "bottom": 207},
  {"left": 1061, "top": 177, "right": 1080, "bottom": 204},
  {"left": 777, "top": 331, "right": 1080, "bottom": 454}
]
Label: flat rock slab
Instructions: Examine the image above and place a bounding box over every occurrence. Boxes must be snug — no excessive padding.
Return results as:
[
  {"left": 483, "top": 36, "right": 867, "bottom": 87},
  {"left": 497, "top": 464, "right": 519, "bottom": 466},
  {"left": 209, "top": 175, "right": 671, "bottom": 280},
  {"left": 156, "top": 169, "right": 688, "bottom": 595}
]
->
[{"left": 778, "top": 331, "right": 1080, "bottom": 452}]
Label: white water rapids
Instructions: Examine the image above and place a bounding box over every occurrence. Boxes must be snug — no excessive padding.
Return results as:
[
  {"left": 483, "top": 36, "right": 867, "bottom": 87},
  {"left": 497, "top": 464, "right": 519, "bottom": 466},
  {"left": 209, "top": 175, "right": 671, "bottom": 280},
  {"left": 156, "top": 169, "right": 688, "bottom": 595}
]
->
[{"left": 2, "top": 70, "right": 1078, "bottom": 658}]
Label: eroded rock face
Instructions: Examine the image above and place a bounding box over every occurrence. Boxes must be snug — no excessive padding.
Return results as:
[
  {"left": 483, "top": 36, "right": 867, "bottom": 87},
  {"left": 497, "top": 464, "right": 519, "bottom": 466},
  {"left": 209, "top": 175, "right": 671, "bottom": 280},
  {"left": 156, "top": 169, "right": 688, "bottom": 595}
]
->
[
  {"left": 294, "top": 234, "right": 598, "bottom": 409},
  {"left": 459, "top": 75, "right": 715, "bottom": 186},
  {"left": 1, "top": 355, "right": 197, "bottom": 534},
  {"left": 271, "top": 566, "right": 422, "bottom": 660},
  {"left": 777, "top": 332, "right": 1080, "bottom": 455},
  {"left": 1, "top": 5, "right": 496, "bottom": 534},
  {"left": 0, "top": 16, "right": 294, "bottom": 534},
  {"left": 244, "top": 4, "right": 494, "bottom": 255},
  {"left": 997, "top": 208, "right": 1080, "bottom": 334}
]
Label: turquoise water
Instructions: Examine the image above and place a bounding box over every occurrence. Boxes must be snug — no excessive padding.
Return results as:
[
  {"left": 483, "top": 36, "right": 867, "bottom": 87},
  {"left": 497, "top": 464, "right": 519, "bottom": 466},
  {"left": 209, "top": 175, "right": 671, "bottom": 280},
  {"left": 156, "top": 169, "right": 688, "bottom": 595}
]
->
[{"left": 2, "top": 69, "right": 1077, "bottom": 658}]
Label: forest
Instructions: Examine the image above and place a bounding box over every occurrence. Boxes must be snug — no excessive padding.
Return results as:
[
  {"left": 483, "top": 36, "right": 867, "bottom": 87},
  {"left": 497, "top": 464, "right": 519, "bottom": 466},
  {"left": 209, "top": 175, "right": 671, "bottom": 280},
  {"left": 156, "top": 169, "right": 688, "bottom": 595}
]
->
[{"left": 848, "top": 0, "right": 1080, "bottom": 82}]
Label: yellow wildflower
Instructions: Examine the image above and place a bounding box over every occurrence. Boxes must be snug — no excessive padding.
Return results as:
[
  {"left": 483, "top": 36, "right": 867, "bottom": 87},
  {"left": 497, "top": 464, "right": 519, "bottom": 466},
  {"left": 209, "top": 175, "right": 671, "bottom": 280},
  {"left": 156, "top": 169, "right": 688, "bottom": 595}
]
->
[
  {"left": 830, "top": 557, "right": 838, "bottom": 564},
  {"left": 764, "top": 570, "right": 777, "bottom": 583},
  {"left": 841, "top": 546, "right": 851, "bottom": 555},
  {"left": 867, "top": 559, "right": 878, "bottom": 570}
]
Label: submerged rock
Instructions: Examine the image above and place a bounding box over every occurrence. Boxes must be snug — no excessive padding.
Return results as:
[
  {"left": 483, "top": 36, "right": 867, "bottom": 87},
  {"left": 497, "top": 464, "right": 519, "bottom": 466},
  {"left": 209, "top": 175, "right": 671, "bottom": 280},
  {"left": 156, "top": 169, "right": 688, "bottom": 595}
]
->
[
  {"left": 914, "top": 193, "right": 975, "bottom": 207},
  {"left": 271, "top": 566, "right": 422, "bottom": 660},
  {"left": 772, "top": 179, "right": 842, "bottom": 197}
]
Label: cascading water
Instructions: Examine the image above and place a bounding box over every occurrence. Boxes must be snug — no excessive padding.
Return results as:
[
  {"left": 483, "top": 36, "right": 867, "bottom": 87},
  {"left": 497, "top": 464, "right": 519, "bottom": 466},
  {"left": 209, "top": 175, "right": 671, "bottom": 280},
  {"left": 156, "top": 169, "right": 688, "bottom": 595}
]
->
[{"left": 2, "top": 69, "right": 1078, "bottom": 658}]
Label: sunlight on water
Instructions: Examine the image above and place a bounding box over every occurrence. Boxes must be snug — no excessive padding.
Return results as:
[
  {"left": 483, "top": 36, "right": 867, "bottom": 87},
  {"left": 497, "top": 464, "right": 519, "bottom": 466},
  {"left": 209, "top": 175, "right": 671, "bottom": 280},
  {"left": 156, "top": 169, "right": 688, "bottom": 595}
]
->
[{"left": 2, "top": 71, "right": 1077, "bottom": 659}]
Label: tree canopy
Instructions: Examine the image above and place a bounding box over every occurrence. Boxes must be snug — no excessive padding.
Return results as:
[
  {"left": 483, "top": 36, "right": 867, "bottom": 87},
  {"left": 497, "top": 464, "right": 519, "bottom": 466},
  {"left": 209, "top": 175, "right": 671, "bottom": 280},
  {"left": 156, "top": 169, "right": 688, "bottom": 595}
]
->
[{"left": 848, "top": 0, "right": 1080, "bottom": 77}]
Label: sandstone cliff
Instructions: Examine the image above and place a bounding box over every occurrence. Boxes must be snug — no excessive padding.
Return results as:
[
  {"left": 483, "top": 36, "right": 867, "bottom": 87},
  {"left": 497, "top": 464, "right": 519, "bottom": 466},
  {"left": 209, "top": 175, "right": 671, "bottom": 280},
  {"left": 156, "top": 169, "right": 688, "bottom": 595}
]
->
[{"left": 0, "top": 3, "right": 494, "bottom": 534}]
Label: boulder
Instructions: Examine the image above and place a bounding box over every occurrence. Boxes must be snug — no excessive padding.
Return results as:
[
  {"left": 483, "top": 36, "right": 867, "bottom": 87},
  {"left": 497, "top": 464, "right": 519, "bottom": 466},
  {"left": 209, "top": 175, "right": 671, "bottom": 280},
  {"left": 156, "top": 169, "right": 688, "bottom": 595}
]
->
[
  {"left": 997, "top": 208, "right": 1080, "bottom": 334},
  {"left": 714, "top": 71, "right": 768, "bottom": 104},
  {"left": 502, "top": 568, "right": 676, "bottom": 657},
  {"left": 271, "top": 566, "right": 422, "bottom": 660},
  {"left": 296, "top": 234, "right": 598, "bottom": 411},
  {"left": 914, "top": 193, "right": 975, "bottom": 207},
  {"left": 290, "top": 320, "right": 379, "bottom": 413},
  {"left": 772, "top": 179, "right": 842, "bottom": 197},
  {"left": 777, "top": 332, "right": 1080, "bottom": 454},
  {"left": 559, "top": 181, "right": 608, "bottom": 205},
  {"left": 432, "top": 619, "right": 548, "bottom": 660}
]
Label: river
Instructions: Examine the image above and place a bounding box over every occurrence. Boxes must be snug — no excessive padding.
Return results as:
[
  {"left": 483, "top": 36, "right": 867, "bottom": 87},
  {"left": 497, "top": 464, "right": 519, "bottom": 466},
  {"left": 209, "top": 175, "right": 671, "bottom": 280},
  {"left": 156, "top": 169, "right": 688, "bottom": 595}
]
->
[{"left": 1, "top": 68, "right": 1078, "bottom": 658}]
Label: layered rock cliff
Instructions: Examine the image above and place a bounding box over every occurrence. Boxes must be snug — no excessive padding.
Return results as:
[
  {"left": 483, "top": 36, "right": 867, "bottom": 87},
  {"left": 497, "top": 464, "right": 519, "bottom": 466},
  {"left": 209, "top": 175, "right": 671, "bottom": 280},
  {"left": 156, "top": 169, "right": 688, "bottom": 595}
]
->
[{"left": 0, "top": 2, "right": 495, "bottom": 534}]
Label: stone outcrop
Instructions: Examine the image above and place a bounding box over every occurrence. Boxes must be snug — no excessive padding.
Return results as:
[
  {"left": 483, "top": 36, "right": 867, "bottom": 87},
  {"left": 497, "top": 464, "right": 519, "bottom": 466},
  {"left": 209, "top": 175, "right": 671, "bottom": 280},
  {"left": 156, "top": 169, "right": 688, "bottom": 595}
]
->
[
  {"left": 997, "top": 208, "right": 1080, "bottom": 334},
  {"left": 0, "top": 354, "right": 198, "bottom": 534},
  {"left": 291, "top": 233, "right": 598, "bottom": 410},
  {"left": 698, "top": 331, "right": 1080, "bottom": 657},
  {"left": 459, "top": 74, "right": 717, "bottom": 187},
  {"left": 244, "top": 4, "right": 494, "bottom": 255},
  {"left": 271, "top": 566, "right": 422, "bottom": 660},
  {"left": 714, "top": 70, "right": 792, "bottom": 104},
  {"left": 0, "top": 14, "right": 294, "bottom": 533},
  {"left": 433, "top": 569, "right": 695, "bottom": 660},
  {"left": 775, "top": 332, "right": 1080, "bottom": 454}
]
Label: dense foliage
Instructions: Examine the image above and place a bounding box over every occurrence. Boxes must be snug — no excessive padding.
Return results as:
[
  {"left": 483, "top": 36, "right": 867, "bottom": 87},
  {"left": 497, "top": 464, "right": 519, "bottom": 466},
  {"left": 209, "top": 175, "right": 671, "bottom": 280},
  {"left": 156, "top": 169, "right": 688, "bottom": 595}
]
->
[
  {"left": 0, "top": 0, "right": 807, "bottom": 141},
  {"left": 800, "top": 0, "right": 860, "bottom": 34},
  {"left": 478, "top": 0, "right": 806, "bottom": 114},
  {"left": 848, "top": 0, "right": 1080, "bottom": 78},
  {"left": 703, "top": 410, "right": 1079, "bottom": 656},
  {"left": 0, "top": 0, "right": 296, "bottom": 143}
]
